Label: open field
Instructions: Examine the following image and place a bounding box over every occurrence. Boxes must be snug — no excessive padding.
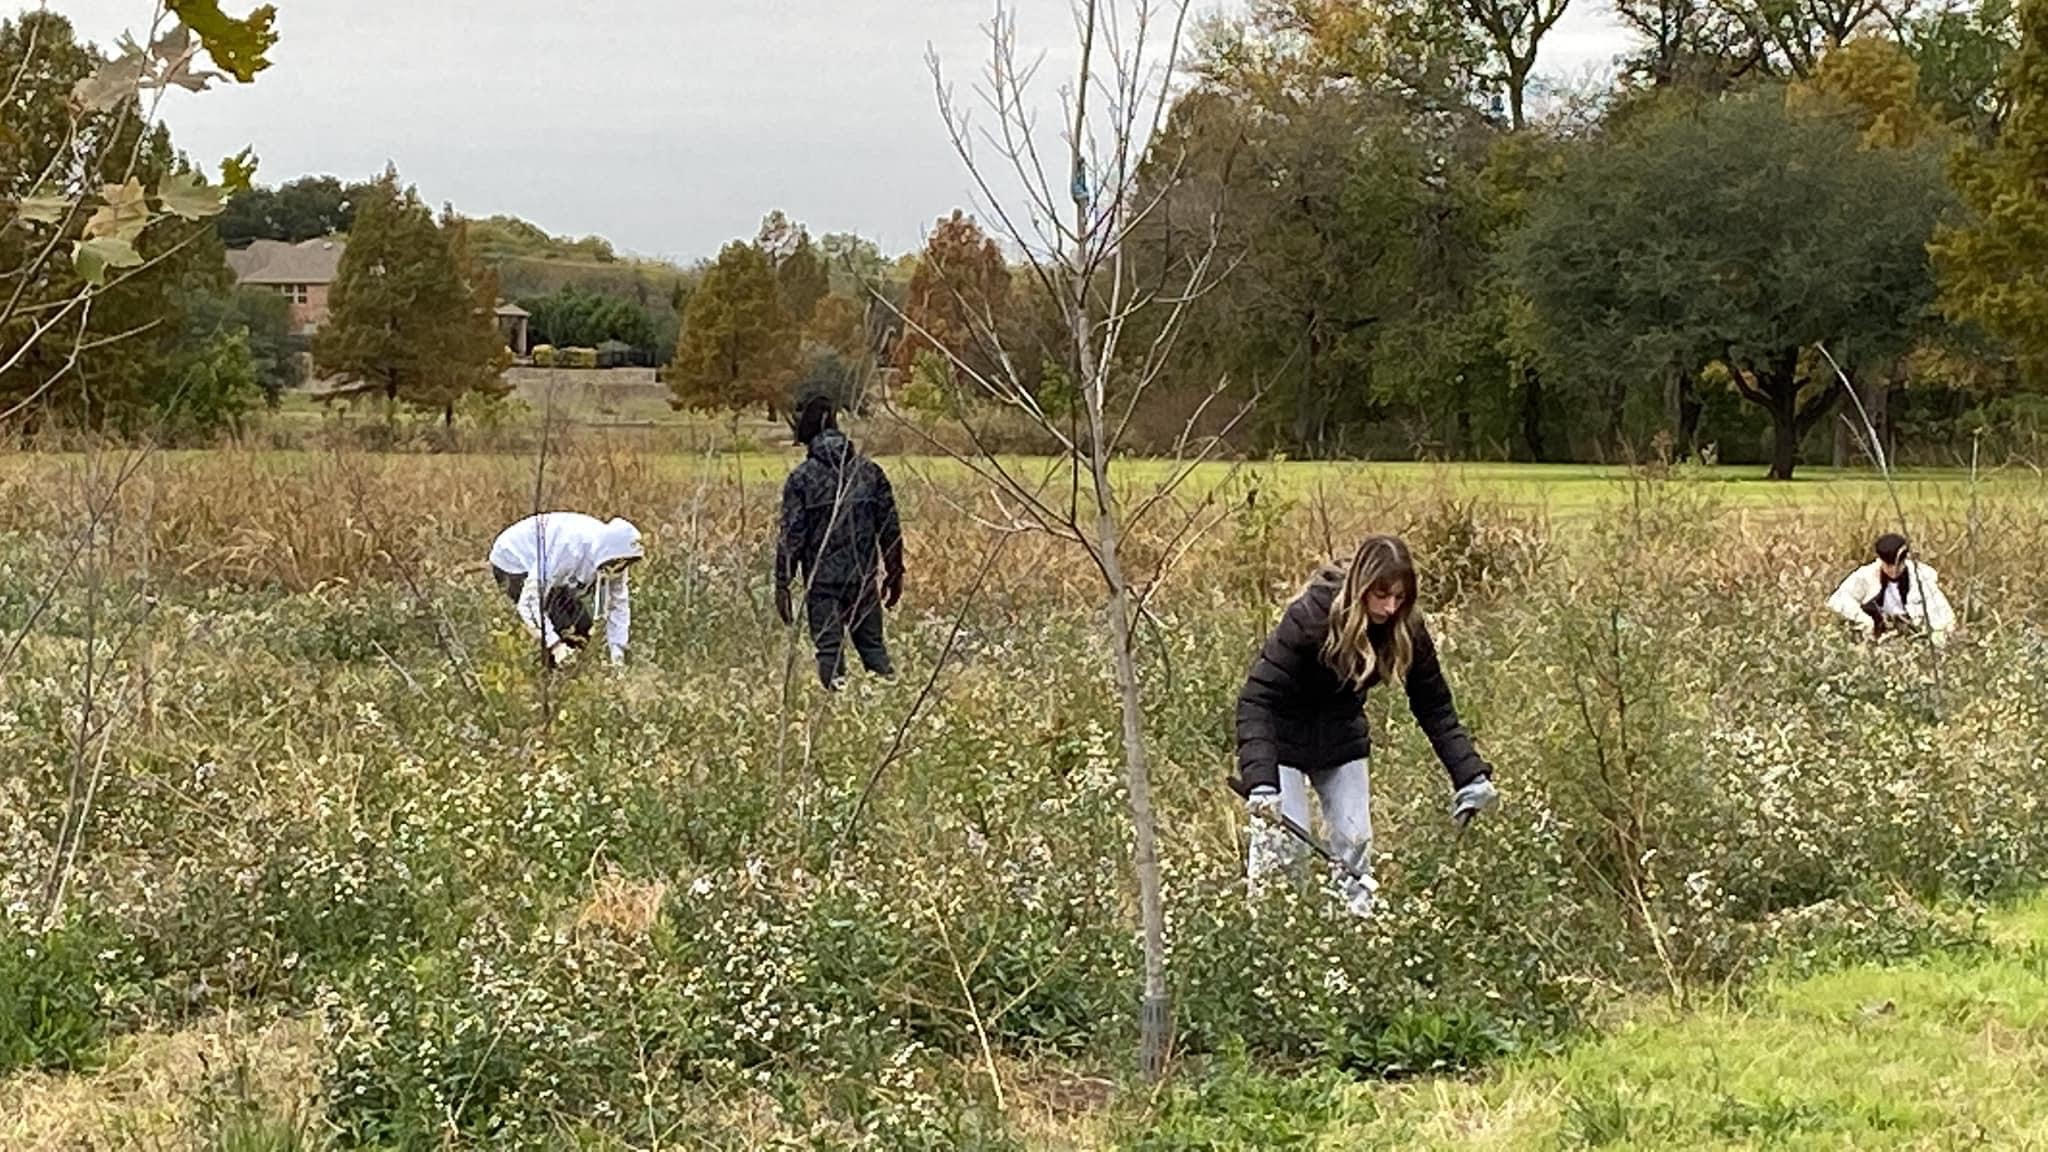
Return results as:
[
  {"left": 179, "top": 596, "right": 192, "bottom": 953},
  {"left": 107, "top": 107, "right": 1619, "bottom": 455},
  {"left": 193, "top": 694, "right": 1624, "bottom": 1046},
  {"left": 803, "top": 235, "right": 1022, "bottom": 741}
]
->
[
  {"left": 13, "top": 441, "right": 2036, "bottom": 513},
  {"left": 4, "top": 448, "right": 2048, "bottom": 1147}
]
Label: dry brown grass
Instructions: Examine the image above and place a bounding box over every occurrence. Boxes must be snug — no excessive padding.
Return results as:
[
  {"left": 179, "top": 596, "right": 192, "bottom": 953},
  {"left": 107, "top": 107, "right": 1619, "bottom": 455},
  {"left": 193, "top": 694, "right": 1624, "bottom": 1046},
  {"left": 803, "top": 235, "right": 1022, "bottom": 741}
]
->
[
  {"left": 4, "top": 444, "right": 2045, "bottom": 629},
  {"left": 0, "top": 1014, "right": 320, "bottom": 1150},
  {"left": 572, "top": 869, "right": 669, "bottom": 941}
]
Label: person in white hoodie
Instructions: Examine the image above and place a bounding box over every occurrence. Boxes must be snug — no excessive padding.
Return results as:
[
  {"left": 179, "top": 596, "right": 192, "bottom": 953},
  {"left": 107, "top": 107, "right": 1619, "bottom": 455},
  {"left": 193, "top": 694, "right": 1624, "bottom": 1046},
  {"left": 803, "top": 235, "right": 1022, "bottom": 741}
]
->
[
  {"left": 1827, "top": 532, "right": 1956, "bottom": 647},
  {"left": 488, "top": 512, "right": 644, "bottom": 668}
]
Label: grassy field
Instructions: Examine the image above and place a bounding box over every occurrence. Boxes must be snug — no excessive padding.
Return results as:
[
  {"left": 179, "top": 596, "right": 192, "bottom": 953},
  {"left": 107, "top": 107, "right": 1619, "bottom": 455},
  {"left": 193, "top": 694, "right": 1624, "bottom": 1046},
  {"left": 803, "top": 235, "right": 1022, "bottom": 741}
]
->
[
  {"left": 261, "top": 388, "right": 2036, "bottom": 516},
  {"left": 11, "top": 896, "right": 2048, "bottom": 1149},
  {"left": 3, "top": 447, "right": 2048, "bottom": 1148},
  {"left": 1126, "top": 895, "right": 2048, "bottom": 1150}
]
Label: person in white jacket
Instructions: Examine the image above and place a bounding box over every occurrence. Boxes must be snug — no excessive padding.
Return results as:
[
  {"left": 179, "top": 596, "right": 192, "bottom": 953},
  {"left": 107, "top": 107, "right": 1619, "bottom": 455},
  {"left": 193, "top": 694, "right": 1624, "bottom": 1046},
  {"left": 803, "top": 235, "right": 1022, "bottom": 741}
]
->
[
  {"left": 488, "top": 512, "right": 643, "bottom": 667},
  {"left": 1827, "top": 532, "right": 1956, "bottom": 647}
]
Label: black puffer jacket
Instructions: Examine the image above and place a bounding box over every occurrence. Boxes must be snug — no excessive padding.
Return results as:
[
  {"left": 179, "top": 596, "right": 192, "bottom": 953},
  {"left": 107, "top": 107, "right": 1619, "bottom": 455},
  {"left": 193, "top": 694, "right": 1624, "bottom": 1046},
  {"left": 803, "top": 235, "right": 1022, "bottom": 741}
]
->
[
  {"left": 1232, "top": 569, "right": 1491, "bottom": 796},
  {"left": 775, "top": 430, "right": 904, "bottom": 589}
]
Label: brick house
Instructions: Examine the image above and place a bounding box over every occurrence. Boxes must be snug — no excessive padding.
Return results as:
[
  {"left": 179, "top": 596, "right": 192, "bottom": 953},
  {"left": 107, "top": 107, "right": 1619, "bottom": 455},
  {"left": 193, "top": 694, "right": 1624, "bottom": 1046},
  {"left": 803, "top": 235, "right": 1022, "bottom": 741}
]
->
[
  {"left": 226, "top": 237, "right": 532, "bottom": 359},
  {"left": 225, "top": 237, "right": 344, "bottom": 335}
]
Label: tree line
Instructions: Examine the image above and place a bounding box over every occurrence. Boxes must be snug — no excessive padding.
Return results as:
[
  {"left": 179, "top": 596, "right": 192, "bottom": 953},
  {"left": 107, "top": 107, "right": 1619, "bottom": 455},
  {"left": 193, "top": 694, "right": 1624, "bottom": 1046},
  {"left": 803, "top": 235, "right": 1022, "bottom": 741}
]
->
[
  {"left": 11, "top": 0, "right": 2041, "bottom": 473},
  {"left": 662, "top": 0, "right": 2038, "bottom": 478},
  {"left": 1105, "top": 0, "right": 2037, "bottom": 477},
  {"left": 0, "top": 10, "right": 295, "bottom": 440}
]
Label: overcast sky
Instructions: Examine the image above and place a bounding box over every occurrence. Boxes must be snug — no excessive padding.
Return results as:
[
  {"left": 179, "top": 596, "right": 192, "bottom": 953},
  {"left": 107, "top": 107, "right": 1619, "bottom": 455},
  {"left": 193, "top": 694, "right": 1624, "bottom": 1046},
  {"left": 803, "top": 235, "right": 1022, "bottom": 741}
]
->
[{"left": 53, "top": 0, "right": 1631, "bottom": 262}]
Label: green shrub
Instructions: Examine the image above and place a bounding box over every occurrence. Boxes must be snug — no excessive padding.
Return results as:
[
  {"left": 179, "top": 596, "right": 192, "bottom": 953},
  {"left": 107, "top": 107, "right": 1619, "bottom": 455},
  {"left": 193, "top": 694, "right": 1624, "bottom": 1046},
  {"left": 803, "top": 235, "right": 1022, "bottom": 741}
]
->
[{"left": 0, "top": 917, "right": 138, "bottom": 1074}]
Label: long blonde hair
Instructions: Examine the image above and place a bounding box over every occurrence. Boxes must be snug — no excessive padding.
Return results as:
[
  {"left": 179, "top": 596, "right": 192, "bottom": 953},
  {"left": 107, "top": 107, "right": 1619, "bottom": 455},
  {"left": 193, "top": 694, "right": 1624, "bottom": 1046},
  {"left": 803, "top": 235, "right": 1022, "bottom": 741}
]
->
[{"left": 1320, "top": 534, "right": 1420, "bottom": 691}]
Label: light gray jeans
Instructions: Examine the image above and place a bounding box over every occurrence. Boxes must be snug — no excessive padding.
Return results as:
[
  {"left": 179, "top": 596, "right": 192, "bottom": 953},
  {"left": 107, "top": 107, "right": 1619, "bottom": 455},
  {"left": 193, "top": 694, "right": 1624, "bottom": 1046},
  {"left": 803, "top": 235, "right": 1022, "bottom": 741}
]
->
[{"left": 1246, "top": 758, "right": 1378, "bottom": 916}]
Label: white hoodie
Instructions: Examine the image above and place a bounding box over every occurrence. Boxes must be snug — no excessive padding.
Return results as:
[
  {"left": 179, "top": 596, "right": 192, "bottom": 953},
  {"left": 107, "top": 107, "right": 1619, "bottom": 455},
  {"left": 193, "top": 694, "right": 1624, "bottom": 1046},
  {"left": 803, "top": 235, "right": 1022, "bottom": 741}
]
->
[
  {"left": 489, "top": 512, "right": 643, "bottom": 662},
  {"left": 1827, "top": 559, "right": 1956, "bottom": 645}
]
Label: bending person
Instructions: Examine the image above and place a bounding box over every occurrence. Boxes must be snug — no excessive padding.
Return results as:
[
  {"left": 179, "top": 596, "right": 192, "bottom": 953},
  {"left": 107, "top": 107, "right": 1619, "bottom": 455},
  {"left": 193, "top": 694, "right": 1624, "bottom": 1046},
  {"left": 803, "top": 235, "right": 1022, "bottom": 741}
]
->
[
  {"left": 1827, "top": 532, "right": 1955, "bottom": 647},
  {"left": 488, "top": 511, "right": 643, "bottom": 668},
  {"left": 1232, "top": 535, "right": 1498, "bottom": 918}
]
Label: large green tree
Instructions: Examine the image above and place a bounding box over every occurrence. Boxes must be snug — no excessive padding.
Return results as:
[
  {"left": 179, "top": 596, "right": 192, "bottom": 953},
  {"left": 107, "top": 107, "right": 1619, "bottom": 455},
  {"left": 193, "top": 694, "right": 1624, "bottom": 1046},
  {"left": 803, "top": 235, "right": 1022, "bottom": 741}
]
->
[
  {"left": 666, "top": 240, "right": 794, "bottom": 416},
  {"left": 0, "top": 10, "right": 250, "bottom": 435},
  {"left": 522, "top": 285, "right": 659, "bottom": 353},
  {"left": 311, "top": 170, "right": 508, "bottom": 425},
  {"left": 216, "top": 174, "right": 368, "bottom": 246},
  {"left": 1934, "top": 0, "right": 2048, "bottom": 387},
  {"left": 1909, "top": 0, "right": 2020, "bottom": 141},
  {"left": 1514, "top": 91, "right": 1950, "bottom": 479},
  {"left": 1136, "top": 10, "right": 1513, "bottom": 458}
]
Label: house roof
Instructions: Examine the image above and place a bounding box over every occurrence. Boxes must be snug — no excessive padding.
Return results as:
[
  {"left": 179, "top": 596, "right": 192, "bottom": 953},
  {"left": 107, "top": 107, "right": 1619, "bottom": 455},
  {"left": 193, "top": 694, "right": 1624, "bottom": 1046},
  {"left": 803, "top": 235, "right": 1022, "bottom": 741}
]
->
[
  {"left": 227, "top": 237, "right": 346, "bottom": 286},
  {"left": 495, "top": 302, "right": 530, "bottom": 318}
]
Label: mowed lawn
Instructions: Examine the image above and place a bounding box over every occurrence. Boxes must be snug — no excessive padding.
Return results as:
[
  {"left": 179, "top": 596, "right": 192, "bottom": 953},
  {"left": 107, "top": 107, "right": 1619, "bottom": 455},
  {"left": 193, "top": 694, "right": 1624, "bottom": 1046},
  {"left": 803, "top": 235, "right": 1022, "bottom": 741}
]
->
[
  {"left": 50, "top": 447, "right": 2025, "bottom": 517},
  {"left": 1111, "top": 897, "right": 2048, "bottom": 1151},
  {"left": 1322, "top": 899, "right": 2048, "bottom": 1150}
]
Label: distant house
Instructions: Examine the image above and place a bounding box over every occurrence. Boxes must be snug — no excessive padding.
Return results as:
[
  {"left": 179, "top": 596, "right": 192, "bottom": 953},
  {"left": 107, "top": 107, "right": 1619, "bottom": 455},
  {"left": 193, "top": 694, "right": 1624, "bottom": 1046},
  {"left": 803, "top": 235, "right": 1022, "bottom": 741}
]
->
[
  {"left": 225, "top": 236, "right": 531, "bottom": 358},
  {"left": 225, "top": 237, "right": 344, "bottom": 335}
]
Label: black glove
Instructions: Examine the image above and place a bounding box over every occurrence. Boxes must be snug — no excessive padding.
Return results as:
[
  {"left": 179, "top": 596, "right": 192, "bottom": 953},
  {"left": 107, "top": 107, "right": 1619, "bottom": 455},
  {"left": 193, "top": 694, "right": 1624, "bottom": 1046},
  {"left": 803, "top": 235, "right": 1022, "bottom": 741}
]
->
[
  {"left": 775, "top": 582, "right": 794, "bottom": 625},
  {"left": 883, "top": 569, "right": 903, "bottom": 610}
]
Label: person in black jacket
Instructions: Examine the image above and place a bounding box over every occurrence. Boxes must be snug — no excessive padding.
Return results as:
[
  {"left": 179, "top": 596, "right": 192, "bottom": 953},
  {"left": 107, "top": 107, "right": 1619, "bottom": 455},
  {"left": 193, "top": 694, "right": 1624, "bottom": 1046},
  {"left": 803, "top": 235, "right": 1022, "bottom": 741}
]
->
[
  {"left": 1233, "top": 534, "right": 1498, "bottom": 916},
  {"left": 774, "top": 396, "right": 905, "bottom": 690}
]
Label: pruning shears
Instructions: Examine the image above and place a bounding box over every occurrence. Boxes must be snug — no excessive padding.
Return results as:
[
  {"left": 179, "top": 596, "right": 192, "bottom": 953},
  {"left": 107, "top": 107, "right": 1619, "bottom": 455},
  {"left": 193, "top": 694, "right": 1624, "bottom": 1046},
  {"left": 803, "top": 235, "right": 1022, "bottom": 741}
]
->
[{"left": 1271, "top": 811, "right": 1371, "bottom": 883}]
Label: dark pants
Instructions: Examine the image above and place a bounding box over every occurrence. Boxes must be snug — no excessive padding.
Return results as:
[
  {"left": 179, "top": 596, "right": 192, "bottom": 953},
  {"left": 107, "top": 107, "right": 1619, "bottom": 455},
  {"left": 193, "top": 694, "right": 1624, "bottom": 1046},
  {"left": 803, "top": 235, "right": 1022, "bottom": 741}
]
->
[
  {"left": 806, "top": 581, "right": 892, "bottom": 688},
  {"left": 493, "top": 565, "right": 593, "bottom": 647}
]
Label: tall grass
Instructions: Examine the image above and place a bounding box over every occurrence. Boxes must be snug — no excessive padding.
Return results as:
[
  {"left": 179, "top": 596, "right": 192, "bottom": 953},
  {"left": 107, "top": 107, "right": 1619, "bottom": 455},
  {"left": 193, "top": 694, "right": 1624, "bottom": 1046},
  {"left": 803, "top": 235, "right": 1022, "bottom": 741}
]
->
[{"left": 2, "top": 447, "right": 2046, "bottom": 1145}]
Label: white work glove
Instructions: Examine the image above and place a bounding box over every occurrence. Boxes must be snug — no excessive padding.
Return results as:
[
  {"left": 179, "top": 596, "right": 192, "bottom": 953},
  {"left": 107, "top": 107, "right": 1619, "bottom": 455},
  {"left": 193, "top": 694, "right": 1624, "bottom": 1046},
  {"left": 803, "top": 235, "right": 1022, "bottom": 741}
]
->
[
  {"left": 547, "top": 641, "right": 577, "bottom": 669},
  {"left": 1246, "top": 786, "right": 1282, "bottom": 824},
  {"left": 1451, "top": 778, "right": 1498, "bottom": 828}
]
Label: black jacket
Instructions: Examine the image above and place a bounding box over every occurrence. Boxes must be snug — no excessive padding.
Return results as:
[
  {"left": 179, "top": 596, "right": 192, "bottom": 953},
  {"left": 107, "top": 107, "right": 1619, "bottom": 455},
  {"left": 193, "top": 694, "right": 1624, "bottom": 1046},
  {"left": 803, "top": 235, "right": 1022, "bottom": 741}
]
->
[
  {"left": 775, "top": 430, "right": 904, "bottom": 590},
  {"left": 1232, "top": 572, "right": 1491, "bottom": 796}
]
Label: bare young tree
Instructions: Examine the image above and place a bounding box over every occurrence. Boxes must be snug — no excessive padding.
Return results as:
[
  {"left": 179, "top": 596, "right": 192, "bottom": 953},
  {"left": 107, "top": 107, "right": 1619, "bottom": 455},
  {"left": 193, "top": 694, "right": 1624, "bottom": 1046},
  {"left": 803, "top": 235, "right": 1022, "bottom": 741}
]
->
[{"left": 890, "top": 0, "right": 1256, "bottom": 1080}]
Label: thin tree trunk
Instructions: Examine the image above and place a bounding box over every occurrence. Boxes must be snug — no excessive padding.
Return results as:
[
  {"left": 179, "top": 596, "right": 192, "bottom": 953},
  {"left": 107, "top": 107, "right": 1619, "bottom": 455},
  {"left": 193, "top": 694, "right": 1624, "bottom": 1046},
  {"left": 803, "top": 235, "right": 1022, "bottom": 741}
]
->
[
  {"left": 1095, "top": 494, "right": 1169, "bottom": 1080},
  {"left": 1519, "top": 365, "right": 1545, "bottom": 462},
  {"left": 1673, "top": 371, "right": 1702, "bottom": 460},
  {"left": 1077, "top": 287, "right": 1170, "bottom": 1081},
  {"left": 1605, "top": 375, "right": 1627, "bottom": 457},
  {"left": 1068, "top": 16, "right": 1168, "bottom": 1069}
]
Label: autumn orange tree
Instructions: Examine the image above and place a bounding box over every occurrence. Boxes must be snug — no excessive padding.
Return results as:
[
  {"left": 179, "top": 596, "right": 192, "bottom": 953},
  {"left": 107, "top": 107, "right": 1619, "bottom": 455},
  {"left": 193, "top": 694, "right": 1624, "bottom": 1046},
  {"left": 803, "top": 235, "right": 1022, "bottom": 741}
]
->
[
  {"left": 889, "top": 210, "right": 1012, "bottom": 406},
  {"left": 1935, "top": 0, "right": 2048, "bottom": 389}
]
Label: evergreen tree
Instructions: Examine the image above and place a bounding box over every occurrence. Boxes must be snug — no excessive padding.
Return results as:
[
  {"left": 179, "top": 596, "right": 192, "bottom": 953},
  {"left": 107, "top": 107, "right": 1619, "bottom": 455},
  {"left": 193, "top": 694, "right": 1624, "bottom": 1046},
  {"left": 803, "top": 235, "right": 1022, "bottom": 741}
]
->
[
  {"left": 312, "top": 169, "right": 508, "bottom": 424},
  {"left": 666, "top": 241, "right": 794, "bottom": 417}
]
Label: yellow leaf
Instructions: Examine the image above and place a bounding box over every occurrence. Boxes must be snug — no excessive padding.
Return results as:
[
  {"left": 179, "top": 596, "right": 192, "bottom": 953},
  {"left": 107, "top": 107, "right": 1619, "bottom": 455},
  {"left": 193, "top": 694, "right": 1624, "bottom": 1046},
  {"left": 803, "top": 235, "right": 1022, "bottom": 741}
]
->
[{"left": 84, "top": 179, "right": 149, "bottom": 245}]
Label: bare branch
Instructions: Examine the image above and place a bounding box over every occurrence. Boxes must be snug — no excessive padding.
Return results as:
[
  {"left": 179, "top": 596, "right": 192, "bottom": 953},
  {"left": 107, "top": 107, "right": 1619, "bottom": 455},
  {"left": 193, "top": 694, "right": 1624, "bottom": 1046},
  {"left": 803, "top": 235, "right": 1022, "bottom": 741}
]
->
[{"left": 835, "top": 531, "right": 1012, "bottom": 851}]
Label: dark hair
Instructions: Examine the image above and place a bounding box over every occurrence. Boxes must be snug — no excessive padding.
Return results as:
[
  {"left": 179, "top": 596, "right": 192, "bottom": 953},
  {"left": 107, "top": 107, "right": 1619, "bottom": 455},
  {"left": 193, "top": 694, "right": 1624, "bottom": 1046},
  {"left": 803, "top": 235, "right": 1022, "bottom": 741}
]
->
[
  {"left": 793, "top": 395, "right": 838, "bottom": 445},
  {"left": 1875, "top": 533, "right": 1909, "bottom": 565}
]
